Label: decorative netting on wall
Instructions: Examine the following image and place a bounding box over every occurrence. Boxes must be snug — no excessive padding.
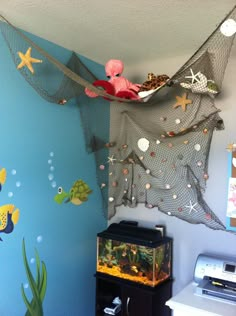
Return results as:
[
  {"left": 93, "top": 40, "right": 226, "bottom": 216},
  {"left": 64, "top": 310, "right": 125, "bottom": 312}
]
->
[{"left": 0, "top": 6, "right": 235, "bottom": 229}]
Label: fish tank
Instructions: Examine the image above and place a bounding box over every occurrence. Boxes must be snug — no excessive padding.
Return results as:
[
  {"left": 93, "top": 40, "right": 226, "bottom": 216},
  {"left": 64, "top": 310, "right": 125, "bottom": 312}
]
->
[{"left": 96, "top": 222, "right": 172, "bottom": 287}]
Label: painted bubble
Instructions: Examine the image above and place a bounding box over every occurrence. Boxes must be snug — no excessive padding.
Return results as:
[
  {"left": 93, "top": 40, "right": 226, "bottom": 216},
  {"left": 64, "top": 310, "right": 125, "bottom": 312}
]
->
[
  {"left": 51, "top": 181, "right": 57, "bottom": 188},
  {"left": 16, "top": 181, "right": 21, "bottom": 187},
  {"left": 11, "top": 169, "right": 17, "bottom": 175},
  {"left": 37, "top": 235, "right": 43, "bottom": 243},
  {"left": 30, "top": 258, "right": 35, "bottom": 264},
  {"left": 48, "top": 159, "right": 52, "bottom": 165},
  {"left": 50, "top": 166, "right": 55, "bottom": 172},
  {"left": 8, "top": 192, "right": 13, "bottom": 198},
  {"left": 49, "top": 152, "right": 54, "bottom": 157},
  {"left": 24, "top": 283, "right": 29, "bottom": 289},
  {"left": 48, "top": 174, "right": 54, "bottom": 181}
]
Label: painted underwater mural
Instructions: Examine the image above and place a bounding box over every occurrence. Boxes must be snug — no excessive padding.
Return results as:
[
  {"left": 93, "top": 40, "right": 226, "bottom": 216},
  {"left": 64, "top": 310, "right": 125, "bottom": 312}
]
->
[
  {"left": 0, "top": 167, "right": 21, "bottom": 241},
  {"left": 54, "top": 179, "right": 92, "bottom": 205},
  {"left": 21, "top": 239, "right": 47, "bottom": 316},
  {"left": 0, "top": 204, "right": 20, "bottom": 241},
  {"left": 0, "top": 168, "right": 7, "bottom": 191},
  {"left": 46, "top": 151, "right": 93, "bottom": 206}
]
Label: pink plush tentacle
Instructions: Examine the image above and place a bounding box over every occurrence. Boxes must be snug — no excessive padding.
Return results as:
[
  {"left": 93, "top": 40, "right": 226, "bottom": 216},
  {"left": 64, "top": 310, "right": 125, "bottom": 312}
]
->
[
  {"left": 85, "top": 80, "right": 115, "bottom": 100},
  {"left": 85, "top": 87, "right": 98, "bottom": 98}
]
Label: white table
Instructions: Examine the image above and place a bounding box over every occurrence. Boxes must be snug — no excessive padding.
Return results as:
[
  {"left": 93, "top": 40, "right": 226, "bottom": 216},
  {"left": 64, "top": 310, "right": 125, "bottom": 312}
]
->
[{"left": 166, "top": 282, "right": 236, "bottom": 316}]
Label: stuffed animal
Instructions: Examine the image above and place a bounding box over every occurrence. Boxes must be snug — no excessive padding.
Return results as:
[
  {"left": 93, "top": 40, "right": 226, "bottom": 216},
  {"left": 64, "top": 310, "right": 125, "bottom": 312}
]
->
[
  {"left": 139, "top": 73, "right": 170, "bottom": 92},
  {"left": 85, "top": 59, "right": 140, "bottom": 100},
  {"left": 180, "top": 72, "right": 219, "bottom": 96}
]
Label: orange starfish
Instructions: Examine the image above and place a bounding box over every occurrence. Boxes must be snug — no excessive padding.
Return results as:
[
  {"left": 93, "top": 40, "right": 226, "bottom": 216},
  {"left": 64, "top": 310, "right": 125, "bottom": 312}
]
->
[
  {"left": 173, "top": 93, "right": 192, "bottom": 112},
  {"left": 17, "top": 47, "right": 42, "bottom": 74}
]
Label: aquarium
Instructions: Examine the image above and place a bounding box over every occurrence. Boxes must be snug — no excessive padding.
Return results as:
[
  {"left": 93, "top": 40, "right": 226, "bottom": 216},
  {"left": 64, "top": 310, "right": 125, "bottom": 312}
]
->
[{"left": 96, "top": 223, "right": 172, "bottom": 287}]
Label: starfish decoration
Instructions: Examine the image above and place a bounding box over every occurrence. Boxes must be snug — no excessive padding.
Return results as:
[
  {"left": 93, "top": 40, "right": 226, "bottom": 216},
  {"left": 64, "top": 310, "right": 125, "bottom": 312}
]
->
[
  {"left": 107, "top": 155, "right": 116, "bottom": 165},
  {"left": 173, "top": 93, "right": 192, "bottom": 112},
  {"left": 185, "top": 200, "right": 198, "bottom": 214},
  {"left": 185, "top": 68, "right": 201, "bottom": 84},
  {"left": 17, "top": 47, "right": 42, "bottom": 74},
  {"left": 180, "top": 73, "right": 218, "bottom": 96}
]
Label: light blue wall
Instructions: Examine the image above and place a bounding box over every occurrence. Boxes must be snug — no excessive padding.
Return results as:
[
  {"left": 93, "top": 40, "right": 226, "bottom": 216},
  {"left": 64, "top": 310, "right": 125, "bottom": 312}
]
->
[{"left": 0, "top": 31, "right": 107, "bottom": 316}]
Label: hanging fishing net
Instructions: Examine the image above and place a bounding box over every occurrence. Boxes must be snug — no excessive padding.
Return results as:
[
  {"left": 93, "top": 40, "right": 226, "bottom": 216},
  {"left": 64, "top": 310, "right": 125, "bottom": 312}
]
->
[{"left": 0, "top": 5, "right": 235, "bottom": 228}]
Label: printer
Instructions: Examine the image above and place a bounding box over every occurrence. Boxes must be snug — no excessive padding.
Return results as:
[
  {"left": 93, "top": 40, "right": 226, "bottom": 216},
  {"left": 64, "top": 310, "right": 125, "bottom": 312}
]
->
[{"left": 194, "top": 254, "right": 236, "bottom": 303}]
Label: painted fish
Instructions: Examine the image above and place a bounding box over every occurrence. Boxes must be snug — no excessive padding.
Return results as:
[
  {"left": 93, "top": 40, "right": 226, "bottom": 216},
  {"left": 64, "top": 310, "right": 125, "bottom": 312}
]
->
[
  {"left": 0, "top": 168, "right": 7, "bottom": 192},
  {"left": 0, "top": 204, "right": 20, "bottom": 241}
]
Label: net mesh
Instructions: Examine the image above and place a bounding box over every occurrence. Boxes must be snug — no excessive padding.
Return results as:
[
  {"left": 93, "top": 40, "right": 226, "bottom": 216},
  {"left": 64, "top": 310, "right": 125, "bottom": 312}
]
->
[{"left": 0, "top": 6, "right": 235, "bottom": 228}]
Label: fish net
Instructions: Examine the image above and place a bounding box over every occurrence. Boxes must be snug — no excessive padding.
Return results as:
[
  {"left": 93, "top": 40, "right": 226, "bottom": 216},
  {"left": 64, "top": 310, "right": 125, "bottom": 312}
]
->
[{"left": 0, "top": 6, "right": 235, "bottom": 227}]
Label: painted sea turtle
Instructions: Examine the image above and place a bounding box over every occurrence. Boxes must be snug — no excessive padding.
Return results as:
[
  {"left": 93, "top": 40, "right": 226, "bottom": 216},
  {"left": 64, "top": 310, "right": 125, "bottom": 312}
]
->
[{"left": 54, "top": 179, "right": 92, "bottom": 205}]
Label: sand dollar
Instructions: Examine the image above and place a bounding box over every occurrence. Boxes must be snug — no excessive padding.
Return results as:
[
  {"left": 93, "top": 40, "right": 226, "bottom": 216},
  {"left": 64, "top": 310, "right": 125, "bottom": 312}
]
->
[
  {"left": 137, "top": 138, "right": 150, "bottom": 152},
  {"left": 220, "top": 19, "right": 236, "bottom": 37}
]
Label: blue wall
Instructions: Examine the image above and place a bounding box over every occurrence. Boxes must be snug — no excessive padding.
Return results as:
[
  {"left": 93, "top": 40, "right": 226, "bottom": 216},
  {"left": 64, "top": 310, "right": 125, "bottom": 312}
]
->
[{"left": 0, "top": 31, "right": 107, "bottom": 316}]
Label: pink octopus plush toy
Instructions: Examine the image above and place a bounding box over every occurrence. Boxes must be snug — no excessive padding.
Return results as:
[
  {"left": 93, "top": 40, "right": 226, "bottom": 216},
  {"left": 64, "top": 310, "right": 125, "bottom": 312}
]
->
[{"left": 85, "top": 59, "right": 140, "bottom": 100}]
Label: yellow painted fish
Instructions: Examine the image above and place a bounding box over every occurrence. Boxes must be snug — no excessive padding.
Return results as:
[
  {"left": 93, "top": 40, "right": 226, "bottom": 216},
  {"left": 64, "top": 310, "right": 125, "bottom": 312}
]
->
[
  {"left": 0, "top": 168, "right": 7, "bottom": 191},
  {"left": 0, "top": 204, "right": 19, "bottom": 241}
]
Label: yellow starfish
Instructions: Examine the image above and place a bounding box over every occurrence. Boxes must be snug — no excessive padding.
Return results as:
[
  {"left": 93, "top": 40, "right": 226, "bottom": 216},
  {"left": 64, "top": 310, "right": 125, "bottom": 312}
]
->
[
  {"left": 173, "top": 93, "right": 192, "bottom": 112},
  {"left": 17, "top": 47, "right": 42, "bottom": 74}
]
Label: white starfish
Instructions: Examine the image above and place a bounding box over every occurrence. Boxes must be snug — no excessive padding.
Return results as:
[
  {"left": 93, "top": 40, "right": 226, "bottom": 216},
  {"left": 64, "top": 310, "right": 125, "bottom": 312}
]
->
[
  {"left": 180, "top": 72, "right": 218, "bottom": 96},
  {"left": 107, "top": 155, "right": 116, "bottom": 165},
  {"left": 185, "top": 68, "right": 201, "bottom": 84},
  {"left": 185, "top": 200, "right": 198, "bottom": 214}
]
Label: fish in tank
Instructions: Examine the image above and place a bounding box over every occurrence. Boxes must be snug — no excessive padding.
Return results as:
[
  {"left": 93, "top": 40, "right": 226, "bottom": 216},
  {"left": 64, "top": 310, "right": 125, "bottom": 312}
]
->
[{"left": 96, "top": 223, "right": 172, "bottom": 287}]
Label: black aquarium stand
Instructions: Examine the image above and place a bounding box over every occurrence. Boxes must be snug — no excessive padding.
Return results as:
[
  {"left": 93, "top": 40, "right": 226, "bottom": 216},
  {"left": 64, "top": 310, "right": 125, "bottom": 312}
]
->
[{"left": 95, "top": 272, "right": 172, "bottom": 316}]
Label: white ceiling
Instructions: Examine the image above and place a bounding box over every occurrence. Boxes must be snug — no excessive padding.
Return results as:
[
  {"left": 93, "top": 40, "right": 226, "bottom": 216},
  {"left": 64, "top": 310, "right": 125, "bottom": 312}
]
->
[{"left": 1, "top": 0, "right": 236, "bottom": 66}]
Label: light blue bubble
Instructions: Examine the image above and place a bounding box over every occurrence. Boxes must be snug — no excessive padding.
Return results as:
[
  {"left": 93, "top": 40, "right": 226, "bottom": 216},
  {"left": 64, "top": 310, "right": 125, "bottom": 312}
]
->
[
  {"left": 11, "top": 169, "right": 16, "bottom": 175},
  {"left": 51, "top": 181, "right": 57, "bottom": 188},
  {"left": 24, "top": 283, "right": 29, "bottom": 289},
  {"left": 49, "top": 152, "right": 54, "bottom": 157},
  {"left": 48, "top": 159, "right": 52, "bottom": 164},
  {"left": 37, "top": 235, "right": 43, "bottom": 243},
  {"left": 30, "top": 258, "right": 35, "bottom": 264},
  {"left": 16, "top": 181, "right": 21, "bottom": 187},
  {"left": 48, "top": 174, "right": 54, "bottom": 181},
  {"left": 50, "top": 166, "right": 55, "bottom": 172},
  {"left": 8, "top": 192, "right": 13, "bottom": 198}
]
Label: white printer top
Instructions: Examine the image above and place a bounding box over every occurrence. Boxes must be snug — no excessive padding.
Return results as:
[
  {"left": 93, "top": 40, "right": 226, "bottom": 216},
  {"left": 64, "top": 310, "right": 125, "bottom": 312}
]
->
[{"left": 194, "top": 253, "right": 236, "bottom": 303}]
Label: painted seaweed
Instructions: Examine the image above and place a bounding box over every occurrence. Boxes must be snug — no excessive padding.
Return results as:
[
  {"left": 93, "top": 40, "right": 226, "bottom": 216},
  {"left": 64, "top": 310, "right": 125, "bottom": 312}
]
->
[{"left": 21, "top": 239, "right": 47, "bottom": 316}]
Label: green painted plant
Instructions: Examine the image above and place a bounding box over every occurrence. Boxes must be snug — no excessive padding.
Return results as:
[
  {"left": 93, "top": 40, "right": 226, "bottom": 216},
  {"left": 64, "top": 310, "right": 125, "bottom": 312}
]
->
[{"left": 21, "top": 239, "right": 47, "bottom": 316}]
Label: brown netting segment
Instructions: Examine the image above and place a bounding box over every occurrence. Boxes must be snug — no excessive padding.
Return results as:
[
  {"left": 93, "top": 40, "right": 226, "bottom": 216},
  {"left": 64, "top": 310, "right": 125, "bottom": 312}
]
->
[
  {"left": 1, "top": 5, "right": 235, "bottom": 105},
  {"left": 0, "top": 15, "right": 136, "bottom": 103},
  {"left": 0, "top": 6, "right": 236, "bottom": 228},
  {"left": 171, "top": 6, "right": 236, "bottom": 90},
  {"left": 102, "top": 7, "right": 236, "bottom": 230},
  {"left": 106, "top": 90, "right": 225, "bottom": 230}
]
